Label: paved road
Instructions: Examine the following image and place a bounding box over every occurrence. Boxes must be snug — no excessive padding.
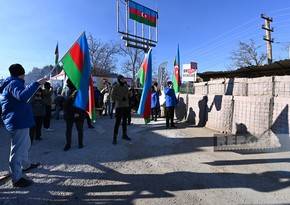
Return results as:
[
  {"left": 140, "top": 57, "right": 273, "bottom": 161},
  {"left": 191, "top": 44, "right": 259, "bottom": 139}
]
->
[{"left": 0, "top": 114, "right": 290, "bottom": 205}]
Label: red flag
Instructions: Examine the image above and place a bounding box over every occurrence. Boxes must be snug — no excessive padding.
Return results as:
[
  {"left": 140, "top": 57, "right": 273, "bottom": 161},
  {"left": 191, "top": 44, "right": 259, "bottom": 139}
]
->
[
  {"left": 173, "top": 44, "right": 180, "bottom": 93},
  {"left": 137, "top": 49, "right": 152, "bottom": 124},
  {"left": 61, "top": 32, "right": 96, "bottom": 121}
]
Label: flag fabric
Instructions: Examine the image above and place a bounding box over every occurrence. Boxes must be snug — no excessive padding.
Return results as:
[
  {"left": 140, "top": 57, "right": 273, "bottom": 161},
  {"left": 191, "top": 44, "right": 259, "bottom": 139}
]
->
[
  {"left": 137, "top": 49, "right": 152, "bottom": 124},
  {"left": 129, "top": 0, "right": 157, "bottom": 27},
  {"left": 173, "top": 44, "right": 180, "bottom": 93},
  {"left": 55, "top": 43, "right": 59, "bottom": 65},
  {"left": 61, "top": 32, "right": 96, "bottom": 121}
]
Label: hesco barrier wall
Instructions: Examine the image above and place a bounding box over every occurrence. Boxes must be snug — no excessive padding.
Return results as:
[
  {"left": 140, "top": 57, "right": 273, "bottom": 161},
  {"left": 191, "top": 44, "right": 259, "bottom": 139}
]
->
[{"left": 178, "top": 76, "right": 290, "bottom": 136}]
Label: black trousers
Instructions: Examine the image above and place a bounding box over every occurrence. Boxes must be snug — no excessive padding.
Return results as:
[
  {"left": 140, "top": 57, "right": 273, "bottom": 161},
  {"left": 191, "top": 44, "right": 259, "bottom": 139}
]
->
[
  {"left": 151, "top": 108, "right": 158, "bottom": 120},
  {"left": 114, "top": 107, "right": 130, "bottom": 138},
  {"left": 165, "top": 106, "right": 175, "bottom": 127},
  {"left": 30, "top": 116, "right": 44, "bottom": 143},
  {"left": 65, "top": 118, "right": 84, "bottom": 146},
  {"left": 43, "top": 105, "right": 52, "bottom": 129}
]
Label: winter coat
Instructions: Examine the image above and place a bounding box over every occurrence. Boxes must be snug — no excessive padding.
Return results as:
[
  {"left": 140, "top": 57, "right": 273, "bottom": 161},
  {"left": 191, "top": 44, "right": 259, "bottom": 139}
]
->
[
  {"left": 164, "top": 86, "right": 178, "bottom": 107},
  {"left": 0, "top": 76, "right": 40, "bottom": 131},
  {"left": 63, "top": 90, "right": 86, "bottom": 122},
  {"left": 30, "top": 98, "right": 46, "bottom": 117},
  {"left": 101, "top": 85, "right": 111, "bottom": 103},
  {"left": 42, "top": 86, "right": 53, "bottom": 105},
  {"left": 111, "top": 83, "right": 131, "bottom": 108},
  {"left": 151, "top": 90, "right": 160, "bottom": 109}
]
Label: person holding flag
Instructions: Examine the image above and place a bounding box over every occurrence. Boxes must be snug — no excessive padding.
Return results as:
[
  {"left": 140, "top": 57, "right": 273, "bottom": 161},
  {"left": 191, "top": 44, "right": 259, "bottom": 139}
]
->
[
  {"left": 164, "top": 81, "right": 178, "bottom": 129},
  {"left": 60, "top": 32, "right": 96, "bottom": 124},
  {"left": 0, "top": 64, "right": 47, "bottom": 187},
  {"left": 63, "top": 79, "right": 86, "bottom": 151}
]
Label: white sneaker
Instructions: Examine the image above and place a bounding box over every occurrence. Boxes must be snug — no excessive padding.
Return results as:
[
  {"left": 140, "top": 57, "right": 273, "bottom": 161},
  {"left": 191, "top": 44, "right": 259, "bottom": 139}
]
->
[{"left": 45, "top": 128, "right": 54, "bottom": 132}]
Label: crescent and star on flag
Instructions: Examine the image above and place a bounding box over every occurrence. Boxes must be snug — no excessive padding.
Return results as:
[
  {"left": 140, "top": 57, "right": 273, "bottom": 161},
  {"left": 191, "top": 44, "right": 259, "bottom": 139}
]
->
[
  {"left": 175, "top": 66, "right": 179, "bottom": 75},
  {"left": 141, "top": 12, "right": 147, "bottom": 18}
]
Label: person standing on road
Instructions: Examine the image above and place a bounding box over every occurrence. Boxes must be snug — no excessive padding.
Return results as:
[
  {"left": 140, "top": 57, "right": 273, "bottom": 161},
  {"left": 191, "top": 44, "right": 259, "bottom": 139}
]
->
[
  {"left": 53, "top": 93, "right": 65, "bottom": 120},
  {"left": 151, "top": 86, "right": 160, "bottom": 122},
  {"left": 153, "top": 82, "right": 162, "bottom": 117},
  {"left": 29, "top": 88, "right": 46, "bottom": 143},
  {"left": 101, "top": 81, "right": 111, "bottom": 116},
  {"left": 0, "top": 63, "right": 47, "bottom": 187},
  {"left": 111, "top": 75, "right": 132, "bottom": 145},
  {"left": 42, "top": 82, "right": 54, "bottom": 131},
  {"left": 63, "top": 80, "right": 86, "bottom": 151},
  {"left": 164, "top": 81, "right": 178, "bottom": 128},
  {"left": 109, "top": 82, "right": 117, "bottom": 119}
]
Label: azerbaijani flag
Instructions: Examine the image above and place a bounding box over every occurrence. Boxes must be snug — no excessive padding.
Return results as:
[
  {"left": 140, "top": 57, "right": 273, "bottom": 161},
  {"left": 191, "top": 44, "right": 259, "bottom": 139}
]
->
[
  {"left": 129, "top": 0, "right": 157, "bottom": 27},
  {"left": 61, "top": 32, "right": 96, "bottom": 121},
  {"left": 137, "top": 49, "right": 152, "bottom": 124},
  {"left": 173, "top": 44, "right": 180, "bottom": 93}
]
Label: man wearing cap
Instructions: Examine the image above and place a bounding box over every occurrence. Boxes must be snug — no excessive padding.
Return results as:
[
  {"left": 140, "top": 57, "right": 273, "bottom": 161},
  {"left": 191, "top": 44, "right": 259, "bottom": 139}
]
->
[
  {"left": 111, "top": 75, "right": 132, "bottom": 145},
  {"left": 0, "top": 63, "right": 47, "bottom": 187}
]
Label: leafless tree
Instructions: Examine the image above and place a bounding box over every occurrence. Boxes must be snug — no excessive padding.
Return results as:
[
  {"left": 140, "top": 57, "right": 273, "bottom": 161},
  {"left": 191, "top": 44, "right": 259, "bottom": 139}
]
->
[
  {"left": 87, "top": 34, "right": 121, "bottom": 76},
  {"left": 119, "top": 46, "right": 144, "bottom": 85},
  {"left": 228, "top": 39, "right": 267, "bottom": 70}
]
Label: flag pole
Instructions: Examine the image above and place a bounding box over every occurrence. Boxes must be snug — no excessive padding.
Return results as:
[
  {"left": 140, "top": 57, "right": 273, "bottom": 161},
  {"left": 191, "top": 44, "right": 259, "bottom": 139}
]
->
[{"left": 48, "top": 31, "right": 86, "bottom": 78}]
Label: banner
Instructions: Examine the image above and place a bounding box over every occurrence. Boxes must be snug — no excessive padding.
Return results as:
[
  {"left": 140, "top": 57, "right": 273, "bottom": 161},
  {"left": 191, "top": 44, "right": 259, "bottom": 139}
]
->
[{"left": 157, "top": 61, "right": 168, "bottom": 90}]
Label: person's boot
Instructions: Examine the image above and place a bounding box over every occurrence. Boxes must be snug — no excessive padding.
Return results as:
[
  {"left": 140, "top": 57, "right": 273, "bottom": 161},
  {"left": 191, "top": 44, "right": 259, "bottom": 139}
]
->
[
  {"left": 112, "top": 136, "right": 117, "bottom": 145},
  {"left": 63, "top": 144, "right": 71, "bottom": 151},
  {"left": 122, "top": 134, "right": 132, "bottom": 141}
]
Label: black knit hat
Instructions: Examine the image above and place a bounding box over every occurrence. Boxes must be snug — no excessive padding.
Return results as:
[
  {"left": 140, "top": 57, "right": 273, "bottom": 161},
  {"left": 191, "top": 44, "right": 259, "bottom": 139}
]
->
[
  {"left": 9, "top": 64, "right": 25, "bottom": 77},
  {"left": 117, "top": 75, "right": 124, "bottom": 80}
]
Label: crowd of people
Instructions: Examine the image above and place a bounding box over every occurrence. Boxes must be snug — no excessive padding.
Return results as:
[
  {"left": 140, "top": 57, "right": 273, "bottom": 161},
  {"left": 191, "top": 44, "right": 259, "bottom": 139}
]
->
[{"left": 0, "top": 63, "right": 179, "bottom": 188}]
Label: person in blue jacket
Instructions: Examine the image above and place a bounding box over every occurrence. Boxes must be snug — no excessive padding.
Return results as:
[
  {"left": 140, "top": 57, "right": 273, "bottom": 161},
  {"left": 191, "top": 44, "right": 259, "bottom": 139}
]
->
[
  {"left": 0, "top": 64, "right": 47, "bottom": 187},
  {"left": 151, "top": 86, "right": 160, "bottom": 121},
  {"left": 164, "top": 81, "right": 178, "bottom": 128}
]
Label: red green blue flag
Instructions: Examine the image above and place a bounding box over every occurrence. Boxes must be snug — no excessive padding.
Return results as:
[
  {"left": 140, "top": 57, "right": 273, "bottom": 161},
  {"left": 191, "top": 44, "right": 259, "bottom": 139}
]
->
[
  {"left": 138, "top": 49, "right": 152, "bottom": 124},
  {"left": 129, "top": 0, "right": 157, "bottom": 27},
  {"left": 61, "top": 32, "right": 96, "bottom": 121},
  {"left": 173, "top": 44, "right": 180, "bottom": 93}
]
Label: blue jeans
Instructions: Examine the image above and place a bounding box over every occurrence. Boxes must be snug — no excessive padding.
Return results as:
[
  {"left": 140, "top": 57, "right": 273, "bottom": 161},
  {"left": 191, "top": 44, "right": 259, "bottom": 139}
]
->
[{"left": 9, "top": 128, "right": 31, "bottom": 183}]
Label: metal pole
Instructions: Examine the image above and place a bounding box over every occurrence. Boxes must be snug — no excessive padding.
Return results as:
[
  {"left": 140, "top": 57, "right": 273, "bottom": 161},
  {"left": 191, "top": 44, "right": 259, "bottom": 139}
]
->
[
  {"left": 126, "top": 0, "right": 129, "bottom": 45},
  {"left": 116, "top": 0, "right": 119, "bottom": 32},
  {"left": 156, "top": 6, "right": 158, "bottom": 43}
]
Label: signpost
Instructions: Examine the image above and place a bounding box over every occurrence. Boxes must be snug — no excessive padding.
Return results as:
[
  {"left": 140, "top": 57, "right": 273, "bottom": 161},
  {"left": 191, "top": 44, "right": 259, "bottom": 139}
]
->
[{"left": 182, "top": 62, "right": 197, "bottom": 82}]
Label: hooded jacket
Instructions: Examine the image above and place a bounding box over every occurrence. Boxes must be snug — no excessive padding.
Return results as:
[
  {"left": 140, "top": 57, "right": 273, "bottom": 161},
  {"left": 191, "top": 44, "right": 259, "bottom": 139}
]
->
[
  {"left": 0, "top": 76, "right": 40, "bottom": 131},
  {"left": 164, "top": 86, "right": 178, "bottom": 107}
]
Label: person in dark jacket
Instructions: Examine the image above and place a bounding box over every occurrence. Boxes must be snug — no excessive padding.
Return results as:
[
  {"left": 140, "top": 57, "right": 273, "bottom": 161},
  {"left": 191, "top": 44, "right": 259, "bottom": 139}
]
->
[
  {"left": 0, "top": 63, "right": 47, "bottom": 187},
  {"left": 111, "top": 75, "right": 132, "bottom": 145},
  {"left": 63, "top": 83, "right": 86, "bottom": 151},
  {"left": 29, "top": 88, "right": 46, "bottom": 143},
  {"left": 42, "top": 82, "right": 54, "bottom": 131},
  {"left": 164, "top": 81, "right": 178, "bottom": 128},
  {"left": 53, "top": 94, "right": 65, "bottom": 120},
  {"left": 151, "top": 86, "right": 160, "bottom": 121}
]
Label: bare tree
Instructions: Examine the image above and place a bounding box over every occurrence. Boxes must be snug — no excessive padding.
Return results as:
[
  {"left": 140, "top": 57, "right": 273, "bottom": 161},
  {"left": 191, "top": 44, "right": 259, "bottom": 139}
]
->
[
  {"left": 119, "top": 46, "right": 144, "bottom": 85},
  {"left": 228, "top": 39, "right": 267, "bottom": 70},
  {"left": 87, "top": 34, "right": 121, "bottom": 76}
]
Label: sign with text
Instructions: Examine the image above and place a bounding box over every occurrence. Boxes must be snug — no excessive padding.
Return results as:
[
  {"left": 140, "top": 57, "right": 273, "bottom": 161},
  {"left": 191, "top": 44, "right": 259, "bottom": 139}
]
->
[{"left": 182, "top": 62, "right": 197, "bottom": 82}]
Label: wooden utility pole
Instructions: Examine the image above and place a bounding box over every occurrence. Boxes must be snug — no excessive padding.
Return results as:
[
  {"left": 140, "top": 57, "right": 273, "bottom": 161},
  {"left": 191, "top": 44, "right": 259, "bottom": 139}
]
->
[{"left": 261, "top": 14, "right": 274, "bottom": 64}]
